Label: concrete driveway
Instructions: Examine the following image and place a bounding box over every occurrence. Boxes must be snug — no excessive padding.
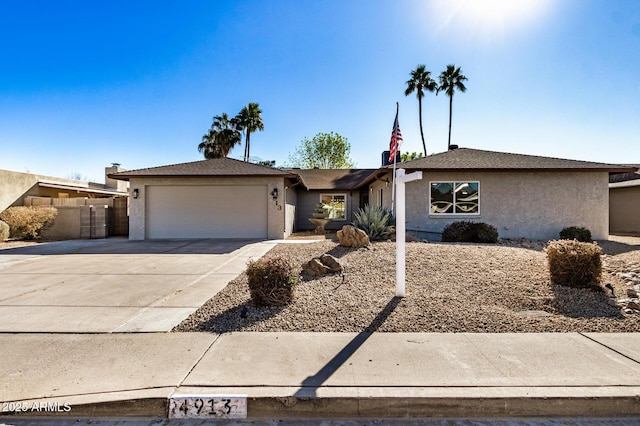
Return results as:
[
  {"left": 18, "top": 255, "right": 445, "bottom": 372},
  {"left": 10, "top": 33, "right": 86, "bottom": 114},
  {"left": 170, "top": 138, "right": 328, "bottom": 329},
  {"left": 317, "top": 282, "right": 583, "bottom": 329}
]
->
[{"left": 0, "top": 238, "right": 276, "bottom": 333}]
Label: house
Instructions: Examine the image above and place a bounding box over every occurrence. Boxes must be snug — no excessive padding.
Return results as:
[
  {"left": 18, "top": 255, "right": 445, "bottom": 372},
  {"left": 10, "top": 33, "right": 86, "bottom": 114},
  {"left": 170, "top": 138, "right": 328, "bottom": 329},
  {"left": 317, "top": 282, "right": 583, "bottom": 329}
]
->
[
  {"left": 363, "top": 148, "right": 636, "bottom": 241},
  {"left": 609, "top": 166, "right": 640, "bottom": 235},
  {"left": 0, "top": 166, "right": 129, "bottom": 239},
  {"left": 110, "top": 148, "right": 637, "bottom": 241}
]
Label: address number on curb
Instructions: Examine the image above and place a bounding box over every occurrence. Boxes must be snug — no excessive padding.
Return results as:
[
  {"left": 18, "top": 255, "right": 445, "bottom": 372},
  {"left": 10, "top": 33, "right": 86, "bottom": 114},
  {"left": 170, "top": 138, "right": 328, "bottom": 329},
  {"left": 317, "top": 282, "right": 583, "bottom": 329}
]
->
[{"left": 169, "top": 394, "right": 247, "bottom": 419}]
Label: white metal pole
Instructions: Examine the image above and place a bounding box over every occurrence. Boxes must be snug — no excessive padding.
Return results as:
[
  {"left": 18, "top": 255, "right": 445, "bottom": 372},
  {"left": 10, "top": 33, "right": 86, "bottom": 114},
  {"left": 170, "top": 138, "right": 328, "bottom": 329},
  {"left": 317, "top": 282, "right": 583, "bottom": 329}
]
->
[{"left": 396, "top": 168, "right": 405, "bottom": 297}]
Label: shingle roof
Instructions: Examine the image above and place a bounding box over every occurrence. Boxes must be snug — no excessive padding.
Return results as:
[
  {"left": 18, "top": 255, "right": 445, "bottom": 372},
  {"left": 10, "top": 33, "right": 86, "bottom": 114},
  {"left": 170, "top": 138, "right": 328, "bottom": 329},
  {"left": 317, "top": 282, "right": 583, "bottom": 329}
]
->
[
  {"left": 109, "top": 157, "right": 295, "bottom": 180},
  {"left": 386, "top": 148, "right": 636, "bottom": 172},
  {"left": 284, "top": 168, "right": 379, "bottom": 190}
]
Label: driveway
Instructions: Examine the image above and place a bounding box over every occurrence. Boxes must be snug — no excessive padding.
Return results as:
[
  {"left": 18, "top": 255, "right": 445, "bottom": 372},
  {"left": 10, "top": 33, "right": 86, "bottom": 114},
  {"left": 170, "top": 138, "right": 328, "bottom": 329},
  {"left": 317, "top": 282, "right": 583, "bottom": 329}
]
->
[{"left": 0, "top": 238, "right": 276, "bottom": 333}]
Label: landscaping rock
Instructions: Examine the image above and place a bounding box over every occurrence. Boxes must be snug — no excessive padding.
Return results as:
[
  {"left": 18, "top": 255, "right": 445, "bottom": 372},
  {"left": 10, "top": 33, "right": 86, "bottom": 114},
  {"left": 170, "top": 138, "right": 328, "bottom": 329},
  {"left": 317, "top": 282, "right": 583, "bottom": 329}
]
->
[
  {"left": 337, "top": 225, "right": 370, "bottom": 248},
  {"left": 302, "top": 258, "right": 331, "bottom": 277},
  {"left": 320, "top": 254, "right": 342, "bottom": 273},
  {"left": 628, "top": 288, "right": 639, "bottom": 298}
]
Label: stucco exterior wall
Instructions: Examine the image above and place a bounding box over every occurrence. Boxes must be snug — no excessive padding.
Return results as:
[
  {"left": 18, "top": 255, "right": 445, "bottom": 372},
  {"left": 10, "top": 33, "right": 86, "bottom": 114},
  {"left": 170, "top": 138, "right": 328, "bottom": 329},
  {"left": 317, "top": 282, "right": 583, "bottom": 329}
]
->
[
  {"left": 284, "top": 180, "right": 297, "bottom": 236},
  {"left": 127, "top": 176, "right": 286, "bottom": 240},
  {"left": 610, "top": 185, "right": 640, "bottom": 235},
  {"left": 393, "top": 170, "right": 609, "bottom": 241}
]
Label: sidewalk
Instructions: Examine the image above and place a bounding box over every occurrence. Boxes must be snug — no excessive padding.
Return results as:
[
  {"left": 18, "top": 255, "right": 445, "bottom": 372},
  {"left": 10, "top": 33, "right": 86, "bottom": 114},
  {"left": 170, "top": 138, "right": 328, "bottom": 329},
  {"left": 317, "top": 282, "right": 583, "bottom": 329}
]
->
[{"left": 2, "top": 332, "right": 640, "bottom": 420}]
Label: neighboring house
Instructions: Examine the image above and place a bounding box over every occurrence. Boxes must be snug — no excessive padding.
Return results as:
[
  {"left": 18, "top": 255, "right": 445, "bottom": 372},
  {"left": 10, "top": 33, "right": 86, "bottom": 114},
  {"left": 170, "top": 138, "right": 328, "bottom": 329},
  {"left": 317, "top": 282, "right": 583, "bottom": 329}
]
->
[
  {"left": 609, "top": 166, "right": 640, "bottom": 235},
  {"left": 0, "top": 166, "right": 129, "bottom": 239},
  {"left": 0, "top": 165, "right": 128, "bottom": 211},
  {"left": 110, "top": 148, "right": 637, "bottom": 241}
]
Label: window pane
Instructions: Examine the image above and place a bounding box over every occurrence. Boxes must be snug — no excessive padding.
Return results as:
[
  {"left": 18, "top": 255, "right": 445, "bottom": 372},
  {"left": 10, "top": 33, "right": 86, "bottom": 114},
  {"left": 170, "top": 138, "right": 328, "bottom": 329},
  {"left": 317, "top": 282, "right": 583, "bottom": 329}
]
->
[
  {"left": 430, "top": 183, "right": 453, "bottom": 214},
  {"left": 321, "top": 195, "right": 346, "bottom": 219},
  {"left": 455, "top": 182, "right": 478, "bottom": 214}
]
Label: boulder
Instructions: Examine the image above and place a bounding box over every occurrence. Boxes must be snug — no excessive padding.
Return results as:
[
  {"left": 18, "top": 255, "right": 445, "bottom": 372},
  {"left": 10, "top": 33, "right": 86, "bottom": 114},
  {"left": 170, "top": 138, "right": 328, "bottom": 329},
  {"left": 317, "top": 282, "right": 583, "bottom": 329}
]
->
[
  {"left": 337, "top": 225, "right": 370, "bottom": 248},
  {"left": 302, "top": 258, "right": 331, "bottom": 277},
  {"left": 320, "top": 254, "right": 342, "bottom": 273}
]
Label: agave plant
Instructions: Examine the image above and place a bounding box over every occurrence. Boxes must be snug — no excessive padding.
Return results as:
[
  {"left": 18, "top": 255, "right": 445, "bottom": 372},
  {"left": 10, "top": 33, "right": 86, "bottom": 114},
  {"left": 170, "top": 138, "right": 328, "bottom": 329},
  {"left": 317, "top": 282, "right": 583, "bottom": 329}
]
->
[{"left": 352, "top": 205, "right": 394, "bottom": 241}]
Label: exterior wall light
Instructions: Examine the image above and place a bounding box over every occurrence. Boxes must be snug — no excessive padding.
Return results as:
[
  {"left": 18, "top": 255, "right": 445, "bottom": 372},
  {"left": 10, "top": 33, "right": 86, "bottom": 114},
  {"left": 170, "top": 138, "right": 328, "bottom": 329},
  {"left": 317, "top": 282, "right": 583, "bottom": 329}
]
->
[
  {"left": 132, "top": 188, "right": 139, "bottom": 199},
  {"left": 270, "top": 188, "right": 278, "bottom": 200}
]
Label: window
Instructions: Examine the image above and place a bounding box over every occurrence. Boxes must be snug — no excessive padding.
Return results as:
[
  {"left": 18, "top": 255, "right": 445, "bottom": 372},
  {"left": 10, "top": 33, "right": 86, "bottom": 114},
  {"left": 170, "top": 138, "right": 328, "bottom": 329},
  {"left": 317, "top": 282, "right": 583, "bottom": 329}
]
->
[
  {"left": 377, "top": 188, "right": 383, "bottom": 207},
  {"left": 321, "top": 194, "right": 346, "bottom": 220},
  {"left": 430, "top": 181, "right": 479, "bottom": 215}
]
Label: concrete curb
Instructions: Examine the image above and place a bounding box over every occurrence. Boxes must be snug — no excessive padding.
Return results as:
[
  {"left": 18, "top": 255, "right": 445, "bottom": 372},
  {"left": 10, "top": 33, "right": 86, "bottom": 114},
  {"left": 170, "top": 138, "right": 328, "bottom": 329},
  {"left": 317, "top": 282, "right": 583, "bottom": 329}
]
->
[{"left": 3, "top": 387, "right": 640, "bottom": 420}]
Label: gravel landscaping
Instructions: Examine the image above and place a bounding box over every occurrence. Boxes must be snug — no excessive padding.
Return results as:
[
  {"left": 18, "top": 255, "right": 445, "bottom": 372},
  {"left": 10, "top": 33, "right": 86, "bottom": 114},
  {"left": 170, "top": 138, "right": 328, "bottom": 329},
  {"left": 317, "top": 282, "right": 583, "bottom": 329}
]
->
[{"left": 175, "top": 235, "right": 640, "bottom": 333}]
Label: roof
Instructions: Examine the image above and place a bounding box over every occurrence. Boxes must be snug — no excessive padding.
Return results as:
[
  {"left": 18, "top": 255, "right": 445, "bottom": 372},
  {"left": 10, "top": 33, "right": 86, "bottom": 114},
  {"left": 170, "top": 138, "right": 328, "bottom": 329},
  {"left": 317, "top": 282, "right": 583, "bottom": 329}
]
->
[
  {"left": 610, "top": 179, "right": 640, "bottom": 189},
  {"left": 384, "top": 148, "right": 636, "bottom": 173},
  {"left": 609, "top": 165, "right": 640, "bottom": 183},
  {"left": 284, "top": 168, "right": 379, "bottom": 190},
  {"left": 38, "top": 182, "right": 127, "bottom": 196},
  {"left": 109, "top": 157, "right": 295, "bottom": 180}
]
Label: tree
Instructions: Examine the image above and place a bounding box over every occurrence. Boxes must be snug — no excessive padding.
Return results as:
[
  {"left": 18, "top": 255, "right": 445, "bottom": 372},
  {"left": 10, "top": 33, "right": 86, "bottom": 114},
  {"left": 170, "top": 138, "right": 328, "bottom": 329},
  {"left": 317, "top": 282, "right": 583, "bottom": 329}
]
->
[
  {"left": 235, "top": 102, "right": 264, "bottom": 162},
  {"left": 198, "top": 113, "right": 241, "bottom": 159},
  {"left": 287, "top": 132, "right": 356, "bottom": 169},
  {"left": 400, "top": 151, "right": 424, "bottom": 162},
  {"left": 404, "top": 65, "right": 437, "bottom": 156},
  {"left": 438, "top": 64, "right": 468, "bottom": 150}
]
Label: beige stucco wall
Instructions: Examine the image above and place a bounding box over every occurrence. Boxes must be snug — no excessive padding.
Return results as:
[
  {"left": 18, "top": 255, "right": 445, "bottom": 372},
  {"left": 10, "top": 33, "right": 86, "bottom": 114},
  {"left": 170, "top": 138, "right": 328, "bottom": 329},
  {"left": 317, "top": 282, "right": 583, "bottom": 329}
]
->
[
  {"left": 127, "top": 176, "right": 287, "bottom": 240},
  {"left": 374, "top": 170, "right": 609, "bottom": 241},
  {"left": 610, "top": 185, "right": 640, "bottom": 235}
]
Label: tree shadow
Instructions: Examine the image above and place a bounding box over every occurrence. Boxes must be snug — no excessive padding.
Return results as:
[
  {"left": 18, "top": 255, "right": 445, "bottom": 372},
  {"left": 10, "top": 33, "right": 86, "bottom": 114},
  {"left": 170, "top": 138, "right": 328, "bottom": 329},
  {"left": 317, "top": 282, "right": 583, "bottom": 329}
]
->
[
  {"left": 293, "top": 296, "right": 402, "bottom": 398},
  {"left": 550, "top": 283, "right": 624, "bottom": 319}
]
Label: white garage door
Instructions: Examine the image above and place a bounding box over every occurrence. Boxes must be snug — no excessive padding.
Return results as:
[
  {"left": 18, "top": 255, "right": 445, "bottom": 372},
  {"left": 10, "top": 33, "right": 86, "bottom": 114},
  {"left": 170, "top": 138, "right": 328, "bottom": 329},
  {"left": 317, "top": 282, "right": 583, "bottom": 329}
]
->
[{"left": 146, "top": 185, "right": 268, "bottom": 239}]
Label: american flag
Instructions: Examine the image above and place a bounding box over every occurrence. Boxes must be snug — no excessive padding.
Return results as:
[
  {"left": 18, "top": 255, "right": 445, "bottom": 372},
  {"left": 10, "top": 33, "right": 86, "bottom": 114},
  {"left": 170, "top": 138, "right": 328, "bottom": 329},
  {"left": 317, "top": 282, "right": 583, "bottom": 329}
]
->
[{"left": 389, "top": 107, "right": 403, "bottom": 160}]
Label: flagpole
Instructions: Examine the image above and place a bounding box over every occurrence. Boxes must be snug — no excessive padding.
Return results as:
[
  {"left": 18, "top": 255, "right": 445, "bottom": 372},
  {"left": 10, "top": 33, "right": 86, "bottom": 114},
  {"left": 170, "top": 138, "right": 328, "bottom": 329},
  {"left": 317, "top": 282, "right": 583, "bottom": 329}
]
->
[{"left": 391, "top": 102, "right": 399, "bottom": 215}]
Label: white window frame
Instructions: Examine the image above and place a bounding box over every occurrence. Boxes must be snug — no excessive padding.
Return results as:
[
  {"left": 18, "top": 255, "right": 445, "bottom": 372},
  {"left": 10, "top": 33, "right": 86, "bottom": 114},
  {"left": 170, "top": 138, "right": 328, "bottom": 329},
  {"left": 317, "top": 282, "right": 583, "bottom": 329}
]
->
[
  {"left": 320, "top": 193, "right": 347, "bottom": 221},
  {"left": 429, "top": 181, "right": 480, "bottom": 216}
]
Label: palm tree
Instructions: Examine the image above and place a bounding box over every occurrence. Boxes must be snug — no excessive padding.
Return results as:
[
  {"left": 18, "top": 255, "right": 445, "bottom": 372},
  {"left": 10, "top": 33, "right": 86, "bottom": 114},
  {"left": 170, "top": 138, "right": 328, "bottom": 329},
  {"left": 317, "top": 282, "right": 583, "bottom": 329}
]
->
[
  {"left": 197, "top": 113, "right": 241, "bottom": 159},
  {"left": 438, "top": 64, "right": 468, "bottom": 150},
  {"left": 404, "top": 65, "right": 437, "bottom": 156},
  {"left": 235, "top": 102, "right": 264, "bottom": 162}
]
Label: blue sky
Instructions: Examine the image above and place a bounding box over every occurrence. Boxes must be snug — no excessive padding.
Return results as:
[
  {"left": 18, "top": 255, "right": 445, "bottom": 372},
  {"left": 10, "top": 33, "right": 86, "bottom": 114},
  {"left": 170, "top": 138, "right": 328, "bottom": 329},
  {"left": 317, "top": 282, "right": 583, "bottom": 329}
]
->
[{"left": 0, "top": 0, "right": 638, "bottom": 181}]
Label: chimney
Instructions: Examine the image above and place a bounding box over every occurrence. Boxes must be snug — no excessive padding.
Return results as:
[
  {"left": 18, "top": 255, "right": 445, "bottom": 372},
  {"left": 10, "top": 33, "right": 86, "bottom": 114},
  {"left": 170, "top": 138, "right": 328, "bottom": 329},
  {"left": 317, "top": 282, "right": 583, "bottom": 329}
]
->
[
  {"left": 382, "top": 150, "right": 401, "bottom": 166},
  {"left": 105, "top": 164, "right": 128, "bottom": 193}
]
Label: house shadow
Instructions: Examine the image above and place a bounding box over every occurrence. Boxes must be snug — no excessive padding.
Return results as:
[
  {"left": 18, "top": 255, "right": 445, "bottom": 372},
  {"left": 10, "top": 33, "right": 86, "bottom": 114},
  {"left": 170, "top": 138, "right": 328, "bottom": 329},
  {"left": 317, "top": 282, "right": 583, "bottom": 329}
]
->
[
  {"left": 597, "top": 239, "right": 640, "bottom": 256},
  {"left": 0, "top": 238, "right": 263, "bottom": 256},
  {"left": 550, "top": 283, "right": 624, "bottom": 319},
  {"left": 293, "top": 296, "right": 402, "bottom": 398}
]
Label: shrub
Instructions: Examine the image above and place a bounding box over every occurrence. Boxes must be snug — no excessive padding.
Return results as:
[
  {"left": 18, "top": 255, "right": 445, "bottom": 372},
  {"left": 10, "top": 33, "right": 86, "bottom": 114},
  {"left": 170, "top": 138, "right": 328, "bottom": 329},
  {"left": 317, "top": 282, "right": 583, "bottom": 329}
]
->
[
  {"left": 441, "top": 221, "right": 498, "bottom": 243},
  {"left": 559, "top": 226, "right": 592, "bottom": 242},
  {"left": 546, "top": 239, "right": 602, "bottom": 289},
  {"left": 246, "top": 255, "right": 298, "bottom": 306},
  {"left": 352, "top": 205, "right": 394, "bottom": 241},
  {"left": 0, "top": 220, "right": 9, "bottom": 241},
  {"left": 0, "top": 206, "right": 58, "bottom": 240}
]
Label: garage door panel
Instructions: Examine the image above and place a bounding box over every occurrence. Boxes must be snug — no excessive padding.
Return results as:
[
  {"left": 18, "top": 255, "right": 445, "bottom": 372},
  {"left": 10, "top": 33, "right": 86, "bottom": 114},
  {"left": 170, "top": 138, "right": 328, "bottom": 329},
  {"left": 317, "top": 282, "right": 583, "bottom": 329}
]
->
[{"left": 146, "top": 185, "right": 267, "bottom": 239}]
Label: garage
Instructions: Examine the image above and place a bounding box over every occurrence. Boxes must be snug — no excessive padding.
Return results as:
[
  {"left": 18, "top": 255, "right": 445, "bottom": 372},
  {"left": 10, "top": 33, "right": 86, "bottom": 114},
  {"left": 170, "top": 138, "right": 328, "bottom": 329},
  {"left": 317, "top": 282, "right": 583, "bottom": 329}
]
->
[{"left": 146, "top": 185, "right": 268, "bottom": 239}]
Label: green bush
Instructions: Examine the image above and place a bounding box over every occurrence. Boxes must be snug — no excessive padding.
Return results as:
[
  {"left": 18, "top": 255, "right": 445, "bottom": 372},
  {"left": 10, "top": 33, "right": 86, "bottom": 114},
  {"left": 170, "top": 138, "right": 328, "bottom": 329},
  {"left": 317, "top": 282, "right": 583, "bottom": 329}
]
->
[
  {"left": 546, "top": 239, "right": 602, "bottom": 289},
  {"left": 559, "top": 226, "right": 592, "bottom": 242},
  {"left": 352, "top": 205, "right": 394, "bottom": 241},
  {"left": 0, "top": 220, "right": 9, "bottom": 241},
  {"left": 441, "top": 221, "right": 498, "bottom": 243},
  {"left": 246, "top": 255, "right": 298, "bottom": 306},
  {"left": 0, "top": 206, "right": 58, "bottom": 240}
]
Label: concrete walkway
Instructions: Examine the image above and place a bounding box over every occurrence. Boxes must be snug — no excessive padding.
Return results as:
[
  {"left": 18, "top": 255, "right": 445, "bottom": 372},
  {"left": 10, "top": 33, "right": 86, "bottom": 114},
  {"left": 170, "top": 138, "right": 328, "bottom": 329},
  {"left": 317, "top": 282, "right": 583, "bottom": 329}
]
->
[
  {"left": 0, "top": 238, "right": 276, "bottom": 332},
  {"left": 2, "top": 332, "right": 640, "bottom": 420}
]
